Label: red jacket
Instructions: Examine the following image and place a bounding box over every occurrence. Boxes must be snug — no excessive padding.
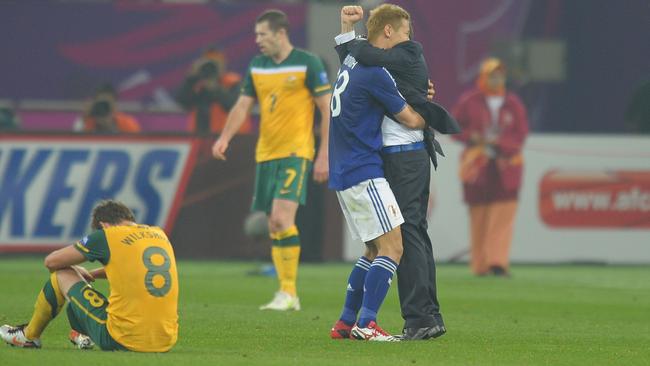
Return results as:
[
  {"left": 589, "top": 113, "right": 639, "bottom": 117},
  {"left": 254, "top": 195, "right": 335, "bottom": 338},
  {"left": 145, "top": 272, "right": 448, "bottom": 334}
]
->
[{"left": 452, "top": 88, "right": 529, "bottom": 204}]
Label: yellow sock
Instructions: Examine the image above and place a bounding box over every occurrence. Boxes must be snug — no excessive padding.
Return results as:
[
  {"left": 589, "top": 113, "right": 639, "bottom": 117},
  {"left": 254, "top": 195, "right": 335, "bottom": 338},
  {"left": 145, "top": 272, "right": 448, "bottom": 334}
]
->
[
  {"left": 270, "top": 226, "right": 301, "bottom": 297},
  {"left": 25, "top": 273, "right": 65, "bottom": 339}
]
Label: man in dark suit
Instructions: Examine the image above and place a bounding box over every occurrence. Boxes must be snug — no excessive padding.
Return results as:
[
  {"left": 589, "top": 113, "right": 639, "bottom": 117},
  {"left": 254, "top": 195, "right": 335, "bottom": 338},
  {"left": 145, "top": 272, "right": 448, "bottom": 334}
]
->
[
  {"left": 334, "top": 4, "right": 459, "bottom": 340},
  {"left": 338, "top": 19, "right": 459, "bottom": 169}
]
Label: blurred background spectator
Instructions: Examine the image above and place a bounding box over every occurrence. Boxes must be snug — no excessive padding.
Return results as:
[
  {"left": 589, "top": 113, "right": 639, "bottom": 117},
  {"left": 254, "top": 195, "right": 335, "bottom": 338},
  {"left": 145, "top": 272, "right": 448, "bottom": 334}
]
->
[
  {"left": 176, "top": 47, "right": 252, "bottom": 135},
  {"left": 452, "top": 58, "right": 529, "bottom": 277},
  {"left": 73, "top": 83, "right": 141, "bottom": 133}
]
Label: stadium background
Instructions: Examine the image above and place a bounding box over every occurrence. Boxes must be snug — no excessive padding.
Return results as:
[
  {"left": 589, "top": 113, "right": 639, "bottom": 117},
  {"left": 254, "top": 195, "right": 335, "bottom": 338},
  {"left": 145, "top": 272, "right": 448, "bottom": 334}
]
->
[{"left": 0, "top": 0, "right": 649, "bottom": 263}]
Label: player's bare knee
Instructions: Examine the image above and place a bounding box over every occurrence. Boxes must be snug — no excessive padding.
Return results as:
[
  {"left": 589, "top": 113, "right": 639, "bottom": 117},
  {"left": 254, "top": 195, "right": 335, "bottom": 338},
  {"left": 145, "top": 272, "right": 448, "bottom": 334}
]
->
[
  {"left": 378, "top": 240, "right": 404, "bottom": 263},
  {"left": 268, "top": 213, "right": 293, "bottom": 233},
  {"left": 392, "top": 243, "right": 403, "bottom": 262},
  {"left": 364, "top": 245, "right": 378, "bottom": 261},
  {"left": 269, "top": 199, "right": 298, "bottom": 233},
  {"left": 380, "top": 243, "right": 402, "bottom": 263},
  {"left": 267, "top": 215, "right": 284, "bottom": 233},
  {"left": 375, "top": 232, "right": 403, "bottom": 262}
]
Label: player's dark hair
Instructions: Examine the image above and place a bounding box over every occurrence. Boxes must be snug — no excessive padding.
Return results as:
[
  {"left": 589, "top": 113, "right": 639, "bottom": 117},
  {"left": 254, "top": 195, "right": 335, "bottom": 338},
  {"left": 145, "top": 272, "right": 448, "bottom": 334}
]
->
[
  {"left": 256, "top": 9, "right": 290, "bottom": 33},
  {"left": 91, "top": 200, "right": 136, "bottom": 230}
]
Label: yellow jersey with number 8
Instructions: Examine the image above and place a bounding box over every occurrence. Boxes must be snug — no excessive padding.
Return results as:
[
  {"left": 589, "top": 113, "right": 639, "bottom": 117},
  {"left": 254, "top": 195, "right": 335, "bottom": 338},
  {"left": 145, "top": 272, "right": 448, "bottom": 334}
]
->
[{"left": 77, "top": 225, "right": 179, "bottom": 352}]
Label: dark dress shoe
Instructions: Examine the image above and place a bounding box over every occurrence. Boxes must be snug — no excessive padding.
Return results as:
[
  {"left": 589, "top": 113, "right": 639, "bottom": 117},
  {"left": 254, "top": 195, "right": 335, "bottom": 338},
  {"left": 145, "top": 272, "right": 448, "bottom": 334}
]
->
[{"left": 402, "top": 324, "right": 447, "bottom": 340}]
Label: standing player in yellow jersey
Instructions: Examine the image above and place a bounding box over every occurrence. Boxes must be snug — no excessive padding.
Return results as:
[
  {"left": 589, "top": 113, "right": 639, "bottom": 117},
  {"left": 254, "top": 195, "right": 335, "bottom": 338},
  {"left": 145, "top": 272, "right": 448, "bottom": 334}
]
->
[
  {"left": 0, "top": 200, "right": 178, "bottom": 352},
  {"left": 212, "top": 9, "right": 332, "bottom": 311}
]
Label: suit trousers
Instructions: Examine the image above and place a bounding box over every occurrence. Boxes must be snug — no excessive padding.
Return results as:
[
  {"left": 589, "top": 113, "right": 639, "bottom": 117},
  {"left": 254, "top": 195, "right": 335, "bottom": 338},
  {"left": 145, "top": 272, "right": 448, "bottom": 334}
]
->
[{"left": 382, "top": 148, "right": 444, "bottom": 329}]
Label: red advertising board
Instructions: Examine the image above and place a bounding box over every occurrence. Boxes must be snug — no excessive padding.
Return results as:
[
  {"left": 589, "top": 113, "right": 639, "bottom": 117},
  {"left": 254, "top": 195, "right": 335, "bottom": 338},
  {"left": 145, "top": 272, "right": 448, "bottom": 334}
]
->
[{"left": 539, "top": 170, "right": 650, "bottom": 228}]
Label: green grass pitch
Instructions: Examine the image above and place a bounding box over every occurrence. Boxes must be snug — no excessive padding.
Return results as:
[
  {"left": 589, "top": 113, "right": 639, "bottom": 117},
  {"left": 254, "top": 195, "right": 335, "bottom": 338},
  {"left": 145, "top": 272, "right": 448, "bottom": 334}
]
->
[{"left": 0, "top": 258, "right": 648, "bottom": 365}]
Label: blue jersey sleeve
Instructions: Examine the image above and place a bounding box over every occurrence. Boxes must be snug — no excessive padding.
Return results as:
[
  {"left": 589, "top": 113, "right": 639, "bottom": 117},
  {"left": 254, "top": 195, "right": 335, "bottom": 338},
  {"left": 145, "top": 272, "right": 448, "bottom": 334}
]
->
[{"left": 366, "top": 67, "right": 407, "bottom": 115}]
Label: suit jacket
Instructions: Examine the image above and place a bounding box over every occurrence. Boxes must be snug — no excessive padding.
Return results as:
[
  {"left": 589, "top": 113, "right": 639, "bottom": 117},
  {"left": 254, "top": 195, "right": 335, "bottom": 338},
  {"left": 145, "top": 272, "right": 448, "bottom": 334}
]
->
[{"left": 335, "top": 38, "right": 460, "bottom": 168}]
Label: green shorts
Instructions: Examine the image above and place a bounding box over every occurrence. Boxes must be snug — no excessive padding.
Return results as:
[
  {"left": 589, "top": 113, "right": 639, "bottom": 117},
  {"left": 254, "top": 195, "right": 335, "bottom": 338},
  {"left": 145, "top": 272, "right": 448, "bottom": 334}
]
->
[
  {"left": 66, "top": 282, "right": 127, "bottom": 351},
  {"left": 252, "top": 157, "right": 312, "bottom": 213}
]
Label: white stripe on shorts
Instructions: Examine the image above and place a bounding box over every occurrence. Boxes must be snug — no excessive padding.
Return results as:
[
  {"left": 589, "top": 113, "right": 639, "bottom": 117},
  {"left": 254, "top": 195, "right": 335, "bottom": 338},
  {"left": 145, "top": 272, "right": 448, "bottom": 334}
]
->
[
  {"left": 366, "top": 184, "right": 389, "bottom": 234},
  {"left": 369, "top": 180, "right": 392, "bottom": 229},
  {"left": 336, "top": 177, "right": 405, "bottom": 243}
]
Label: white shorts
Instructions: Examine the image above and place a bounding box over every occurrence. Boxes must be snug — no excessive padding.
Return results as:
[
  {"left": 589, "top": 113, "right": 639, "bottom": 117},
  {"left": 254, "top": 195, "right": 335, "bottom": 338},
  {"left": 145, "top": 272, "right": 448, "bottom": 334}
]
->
[{"left": 336, "top": 177, "right": 404, "bottom": 243}]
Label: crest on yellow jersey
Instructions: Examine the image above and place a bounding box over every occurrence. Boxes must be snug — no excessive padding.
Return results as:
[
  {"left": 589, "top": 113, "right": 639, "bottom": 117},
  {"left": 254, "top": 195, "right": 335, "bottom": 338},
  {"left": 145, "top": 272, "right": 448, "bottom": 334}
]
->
[{"left": 285, "top": 75, "right": 297, "bottom": 85}]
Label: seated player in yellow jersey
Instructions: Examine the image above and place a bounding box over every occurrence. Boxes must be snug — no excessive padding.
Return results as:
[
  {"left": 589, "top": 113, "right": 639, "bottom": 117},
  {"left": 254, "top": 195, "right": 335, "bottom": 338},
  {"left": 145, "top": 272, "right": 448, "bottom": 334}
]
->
[{"left": 0, "top": 200, "right": 179, "bottom": 352}]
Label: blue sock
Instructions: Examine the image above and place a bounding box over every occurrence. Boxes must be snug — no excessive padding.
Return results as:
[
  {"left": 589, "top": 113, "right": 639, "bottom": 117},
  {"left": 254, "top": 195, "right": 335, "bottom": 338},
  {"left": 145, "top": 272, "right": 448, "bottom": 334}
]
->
[
  {"left": 339, "top": 257, "right": 371, "bottom": 326},
  {"left": 358, "top": 256, "right": 397, "bottom": 328}
]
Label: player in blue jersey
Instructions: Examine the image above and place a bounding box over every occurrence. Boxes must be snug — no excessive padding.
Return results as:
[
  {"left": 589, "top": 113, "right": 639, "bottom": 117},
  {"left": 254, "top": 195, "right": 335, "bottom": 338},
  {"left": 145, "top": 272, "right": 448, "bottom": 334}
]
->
[
  {"left": 328, "top": 5, "right": 425, "bottom": 342},
  {"left": 335, "top": 4, "right": 451, "bottom": 340}
]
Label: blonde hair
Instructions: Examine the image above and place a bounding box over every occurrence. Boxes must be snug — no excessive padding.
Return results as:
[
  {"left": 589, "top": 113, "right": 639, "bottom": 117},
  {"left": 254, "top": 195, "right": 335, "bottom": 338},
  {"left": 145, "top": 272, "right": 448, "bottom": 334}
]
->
[{"left": 366, "top": 4, "right": 411, "bottom": 42}]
